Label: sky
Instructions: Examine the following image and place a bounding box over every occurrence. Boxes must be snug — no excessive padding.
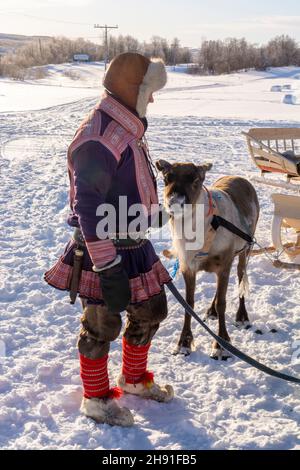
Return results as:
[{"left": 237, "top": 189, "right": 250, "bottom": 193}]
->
[{"left": 0, "top": 0, "right": 300, "bottom": 47}]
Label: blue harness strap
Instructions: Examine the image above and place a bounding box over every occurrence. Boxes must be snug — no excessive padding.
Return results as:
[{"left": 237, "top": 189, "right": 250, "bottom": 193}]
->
[{"left": 170, "top": 258, "right": 180, "bottom": 279}]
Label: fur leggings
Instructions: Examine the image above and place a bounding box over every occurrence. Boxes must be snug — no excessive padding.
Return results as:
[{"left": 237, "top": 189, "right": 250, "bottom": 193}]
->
[{"left": 78, "top": 289, "right": 168, "bottom": 359}]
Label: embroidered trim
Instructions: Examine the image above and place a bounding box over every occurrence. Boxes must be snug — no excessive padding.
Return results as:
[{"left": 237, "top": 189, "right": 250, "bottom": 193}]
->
[
  {"left": 130, "top": 140, "right": 158, "bottom": 216},
  {"left": 102, "top": 121, "right": 134, "bottom": 155},
  {"left": 99, "top": 95, "right": 145, "bottom": 139},
  {"left": 44, "top": 259, "right": 171, "bottom": 304},
  {"left": 86, "top": 239, "right": 117, "bottom": 268},
  {"left": 67, "top": 94, "right": 158, "bottom": 233}
]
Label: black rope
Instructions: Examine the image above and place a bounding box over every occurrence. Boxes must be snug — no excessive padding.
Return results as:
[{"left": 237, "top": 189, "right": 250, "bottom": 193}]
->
[{"left": 141, "top": 136, "right": 158, "bottom": 183}]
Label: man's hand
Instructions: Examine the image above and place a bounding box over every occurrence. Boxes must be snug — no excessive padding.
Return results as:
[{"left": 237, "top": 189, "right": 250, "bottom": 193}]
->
[{"left": 98, "top": 262, "right": 131, "bottom": 312}]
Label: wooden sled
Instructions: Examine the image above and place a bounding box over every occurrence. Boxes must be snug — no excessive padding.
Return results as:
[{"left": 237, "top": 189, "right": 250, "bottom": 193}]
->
[
  {"left": 244, "top": 128, "right": 300, "bottom": 269},
  {"left": 243, "top": 128, "right": 300, "bottom": 179},
  {"left": 271, "top": 193, "right": 300, "bottom": 258}
]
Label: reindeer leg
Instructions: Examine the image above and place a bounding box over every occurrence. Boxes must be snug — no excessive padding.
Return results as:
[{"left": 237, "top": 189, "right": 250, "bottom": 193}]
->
[
  {"left": 235, "top": 250, "right": 251, "bottom": 329},
  {"left": 210, "top": 264, "right": 232, "bottom": 361},
  {"left": 174, "top": 270, "right": 196, "bottom": 356},
  {"left": 205, "top": 293, "right": 218, "bottom": 321}
]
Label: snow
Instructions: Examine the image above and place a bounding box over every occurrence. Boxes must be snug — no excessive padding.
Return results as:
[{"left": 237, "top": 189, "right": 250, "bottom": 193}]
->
[
  {"left": 0, "top": 63, "right": 300, "bottom": 450},
  {"left": 0, "top": 62, "right": 103, "bottom": 112},
  {"left": 1, "top": 62, "right": 300, "bottom": 119}
]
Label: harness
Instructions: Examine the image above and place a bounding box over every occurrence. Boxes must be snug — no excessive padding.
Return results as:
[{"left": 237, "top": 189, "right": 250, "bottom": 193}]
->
[
  {"left": 196, "top": 186, "right": 254, "bottom": 260},
  {"left": 165, "top": 189, "right": 300, "bottom": 383},
  {"left": 211, "top": 215, "right": 254, "bottom": 244}
]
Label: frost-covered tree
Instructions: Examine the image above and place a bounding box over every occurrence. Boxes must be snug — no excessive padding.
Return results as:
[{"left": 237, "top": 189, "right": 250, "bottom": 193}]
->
[
  {"left": 198, "top": 35, "right": 300, "bottom": 74},
  {"left": 264, "top": 35, "right": 299, "bottom": 67}
]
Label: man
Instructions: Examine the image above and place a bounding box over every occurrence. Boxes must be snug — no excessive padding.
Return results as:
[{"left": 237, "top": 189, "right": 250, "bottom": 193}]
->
[{"left": 45, "top": 53, "right": 173, "bottom": 427}]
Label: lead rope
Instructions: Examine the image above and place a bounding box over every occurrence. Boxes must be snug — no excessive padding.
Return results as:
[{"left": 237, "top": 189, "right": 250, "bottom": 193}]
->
[
  {"left": 166, "top": 281, "right": 300, "bottom": 384},
  {"left": 253, "top": 238, "right": 286, "bottom": 265},
  {"left": 163, "top": 197, "right": 300, "bottom": 383},
  {"left": 141, "top": 136, "right": 158, "bottom": 182}
]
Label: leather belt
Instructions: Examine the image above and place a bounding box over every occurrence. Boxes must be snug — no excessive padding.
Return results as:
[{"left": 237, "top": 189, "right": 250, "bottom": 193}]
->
[{"left": 73, "top": 228, "right": 146, "bottom": 248}]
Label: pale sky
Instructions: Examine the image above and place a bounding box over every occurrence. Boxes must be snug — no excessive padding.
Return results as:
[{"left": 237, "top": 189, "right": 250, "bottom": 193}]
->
[{"left": 0, "top": 0, "right": 300, "bottom": 47}]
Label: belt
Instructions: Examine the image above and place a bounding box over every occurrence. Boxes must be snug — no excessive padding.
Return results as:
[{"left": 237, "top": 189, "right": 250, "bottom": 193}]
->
[
  {"left": 112, "top": 238, "right": 146, "bottom": 248},
  {"left": 73, "top": 228, "right": 146, "bottom": 249}
]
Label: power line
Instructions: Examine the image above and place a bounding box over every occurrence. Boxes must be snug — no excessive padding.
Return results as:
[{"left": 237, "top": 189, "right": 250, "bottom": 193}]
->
[
  {"left": 94, "top": 24, "right": 119, "bottom": 70},
  {"left": 0, "top": 10, "right": 91, "bottom": 26}
]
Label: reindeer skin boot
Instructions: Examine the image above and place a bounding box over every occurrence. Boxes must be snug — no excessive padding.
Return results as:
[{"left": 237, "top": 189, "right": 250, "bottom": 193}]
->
[
  {"left": 117, "top": 338, "right": 174, "bottom": 403},
  {"left": 79, "top": 354, "right": 134, "bottom": 427}
]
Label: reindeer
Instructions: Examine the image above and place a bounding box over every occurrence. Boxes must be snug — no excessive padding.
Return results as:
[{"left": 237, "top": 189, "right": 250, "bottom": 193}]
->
[{"left": 156, "top": 160, "right": 259, "bottom": 359}]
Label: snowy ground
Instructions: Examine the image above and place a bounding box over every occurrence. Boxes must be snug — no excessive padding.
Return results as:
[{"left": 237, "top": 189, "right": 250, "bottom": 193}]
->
[
  {"left": 1, "top": 62, "right": 300, "bottom": 118},
  {"left": 0, "top": 63, "right": 300, "bottom": 450}
]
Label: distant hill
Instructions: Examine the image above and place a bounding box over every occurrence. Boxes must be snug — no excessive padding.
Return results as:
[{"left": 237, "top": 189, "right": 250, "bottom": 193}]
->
[{"left": 0, "top": 33, "right": 51, "bottom": 55}]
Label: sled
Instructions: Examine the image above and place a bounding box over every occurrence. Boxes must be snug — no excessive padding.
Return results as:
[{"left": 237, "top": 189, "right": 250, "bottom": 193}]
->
[
  {"left": 243, "top": 128, "right": 300, "bottom": 179},
  {"left": 243, "top": 128, "right": 300, "bottom": 268}
]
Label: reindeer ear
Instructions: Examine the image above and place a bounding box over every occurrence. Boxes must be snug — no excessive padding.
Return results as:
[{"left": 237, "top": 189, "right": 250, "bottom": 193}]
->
[
  {"left": 202, "top": 162, "right": 213, "bottom": 172},
  {"left": 198, "top": 162, "right": 213, "bottom": 177},
  {"left": 156, "top": 159, "right": 172, "bottom": 173},
  {"left": 197, "top": 162, "right": 212, "bottom": 180}
]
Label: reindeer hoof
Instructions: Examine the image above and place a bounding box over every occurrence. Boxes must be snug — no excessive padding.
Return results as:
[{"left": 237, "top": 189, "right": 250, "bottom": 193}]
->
[
  {"left": 173, "top": 339, "right": 195, "bottom": 356},
  {"left": 204, "top": 310, "right": 218, "bottom": 321},
  {"left": 173, "top": 345, "right": 192, "bottom": 356},
  {"left": 234, "top": 320, "right": 252, "bottom": 330},
  {"left": 210, "top": 347, "right": 232, "bottom": 361}
]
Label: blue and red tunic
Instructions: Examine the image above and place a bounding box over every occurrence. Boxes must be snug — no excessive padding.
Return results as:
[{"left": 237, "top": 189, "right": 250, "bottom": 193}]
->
[{"left": 44, "top": 93, "right": 171, "bottom": 303}]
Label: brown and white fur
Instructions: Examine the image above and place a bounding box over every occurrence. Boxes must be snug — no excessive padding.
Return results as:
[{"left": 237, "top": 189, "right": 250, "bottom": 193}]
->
[{"left": 156, "top": 160, "right": 259, "bottom": 359}]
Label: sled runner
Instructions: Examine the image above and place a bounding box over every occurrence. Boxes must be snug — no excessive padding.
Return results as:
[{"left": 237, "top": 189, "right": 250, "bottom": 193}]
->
[{"left": 243, "top": 128, "right": 300, "bottom": 268}]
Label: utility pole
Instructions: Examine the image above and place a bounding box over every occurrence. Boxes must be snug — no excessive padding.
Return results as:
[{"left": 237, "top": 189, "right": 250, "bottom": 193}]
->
[
  {"left": 171, "top": 41, "right": 179, "bottom": 72},
  {"left": 94, "top": 24, "right": 118, "bottom": 71},
  {"left": 38, "top": 38, "right": 43, "bottom": 58}
]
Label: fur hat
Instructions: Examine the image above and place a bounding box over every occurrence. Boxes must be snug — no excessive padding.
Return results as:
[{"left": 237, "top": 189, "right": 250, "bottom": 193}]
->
[{"left": 103, "top": 52, "right": 167, "bottom": 118}]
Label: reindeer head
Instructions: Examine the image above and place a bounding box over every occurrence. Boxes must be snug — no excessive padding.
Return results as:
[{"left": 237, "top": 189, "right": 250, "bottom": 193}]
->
[{"left": 156, "top": 160, "right": 213, "bottom": 216}]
